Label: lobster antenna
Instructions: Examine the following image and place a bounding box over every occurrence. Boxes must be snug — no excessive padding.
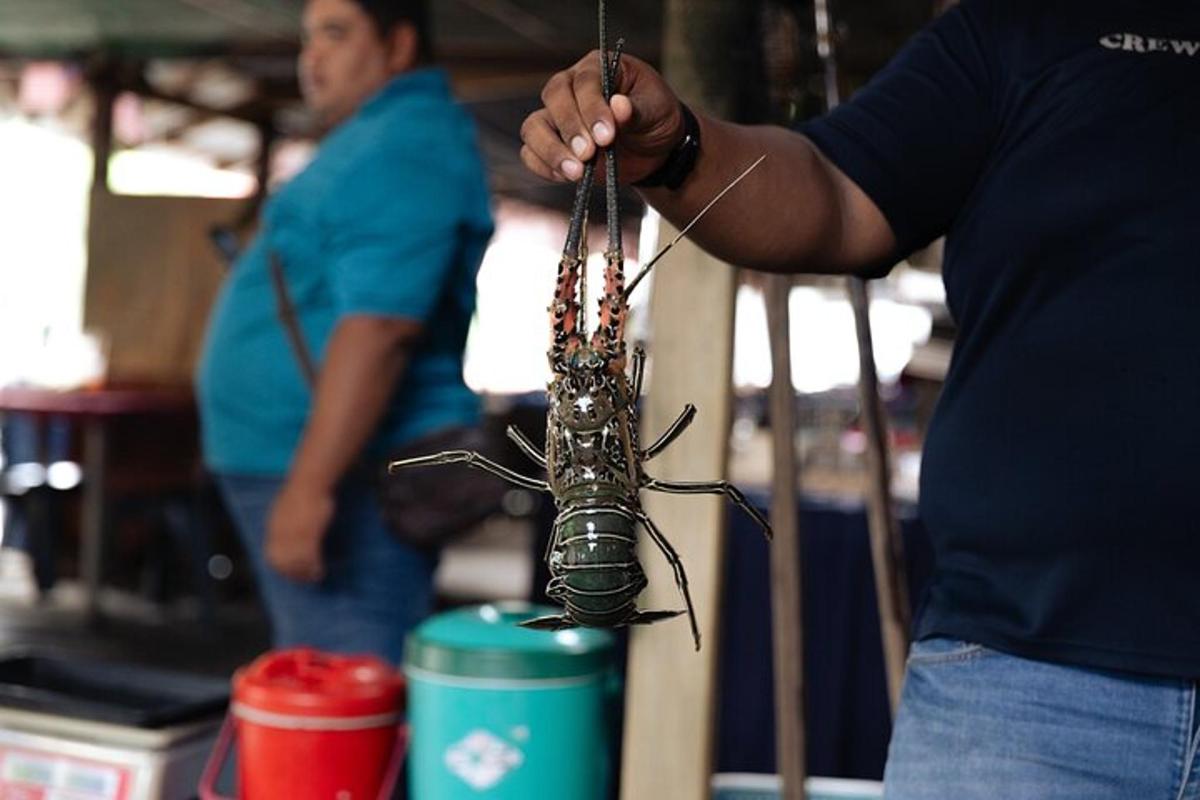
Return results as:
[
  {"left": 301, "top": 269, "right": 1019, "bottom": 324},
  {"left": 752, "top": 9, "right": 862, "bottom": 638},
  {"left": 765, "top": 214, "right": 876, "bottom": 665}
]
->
[
  {"left": 622, "top": 154, "right": 767, "bottom": 300},
  {"left": 573, "top": 28, "right": 624, "bottom": 338},
  {"left": 599, "top": 0, "right": 609, "bottom": 94},
  {"left": 604, "top": 39, "right": 625, "bottom": 260},
  {"left": 563, "top": 162, "right": 597, "bottom": 259},
  {"left": 599, "top": 0, "right": 621, "bottom": 259},
  {"left": 578, "top": 204, "right": 590, "bottom": 333}
]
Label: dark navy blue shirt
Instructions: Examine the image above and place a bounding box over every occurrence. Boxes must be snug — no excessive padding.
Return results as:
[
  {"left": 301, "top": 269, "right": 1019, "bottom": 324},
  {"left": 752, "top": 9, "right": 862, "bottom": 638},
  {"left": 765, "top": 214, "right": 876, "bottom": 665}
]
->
[{"left": 803, "top": 0, "right": 1200, "bottom": 677}]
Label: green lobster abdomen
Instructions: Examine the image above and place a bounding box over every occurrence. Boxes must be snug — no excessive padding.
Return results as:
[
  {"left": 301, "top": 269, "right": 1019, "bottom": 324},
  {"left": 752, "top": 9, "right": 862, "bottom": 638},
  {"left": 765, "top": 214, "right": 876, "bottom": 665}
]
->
[{"left": 549, "top": 507, "right": 644, "bottom": 626}]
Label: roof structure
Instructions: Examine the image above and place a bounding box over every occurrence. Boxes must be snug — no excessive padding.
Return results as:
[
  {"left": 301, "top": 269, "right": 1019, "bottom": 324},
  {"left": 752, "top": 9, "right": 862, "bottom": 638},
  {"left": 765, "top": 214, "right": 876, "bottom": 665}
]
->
[
  {"left": 0, "top": 0, "right": 297, "bottom": 57},
  {"left": 0, "top": 1, "right": 931, "bottom": 208},
  {"left": 0, "top": 0, "right": 664, "bottom": 61}
]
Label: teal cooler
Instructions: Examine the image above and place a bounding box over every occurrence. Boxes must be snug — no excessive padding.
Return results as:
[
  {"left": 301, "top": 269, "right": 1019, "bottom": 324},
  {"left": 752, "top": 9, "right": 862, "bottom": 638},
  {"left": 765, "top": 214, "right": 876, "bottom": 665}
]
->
[{"left": 405, "top": 603, "right": 617, "bottom": 799}]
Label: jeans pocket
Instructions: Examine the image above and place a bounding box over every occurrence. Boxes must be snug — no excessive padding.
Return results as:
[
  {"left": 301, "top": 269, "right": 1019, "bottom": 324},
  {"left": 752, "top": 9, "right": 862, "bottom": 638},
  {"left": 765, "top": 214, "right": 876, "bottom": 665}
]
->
[{"left": 906, "top": 636, "right": 989, "bottom": 666}]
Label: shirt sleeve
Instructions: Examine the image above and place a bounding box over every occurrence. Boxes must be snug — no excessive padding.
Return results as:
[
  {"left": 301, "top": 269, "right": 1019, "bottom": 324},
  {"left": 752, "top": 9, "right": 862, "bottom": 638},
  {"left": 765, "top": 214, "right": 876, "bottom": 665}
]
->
[
  {"left": 322, "top": 143, "right": 467, "bottom": 322},
  {"left": 800, "top": 0, "right": 1005, "bottom": 260}
]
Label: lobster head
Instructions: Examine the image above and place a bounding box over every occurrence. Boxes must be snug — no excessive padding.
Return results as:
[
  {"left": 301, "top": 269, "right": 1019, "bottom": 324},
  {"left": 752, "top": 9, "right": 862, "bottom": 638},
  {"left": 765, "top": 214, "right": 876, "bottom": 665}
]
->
[{"left": 550, "top": 344, "right": 620, "bottom": 430}]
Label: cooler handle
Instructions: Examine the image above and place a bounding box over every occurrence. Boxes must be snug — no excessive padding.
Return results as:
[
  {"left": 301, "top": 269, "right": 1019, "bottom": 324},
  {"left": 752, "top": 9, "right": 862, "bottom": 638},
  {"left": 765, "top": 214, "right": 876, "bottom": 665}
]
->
[
  {"left": 197, "top": 716, "right": 236, "bottom": 800},
  {"left": 198, "top": 715, "right": 408, "bottom": 800}
]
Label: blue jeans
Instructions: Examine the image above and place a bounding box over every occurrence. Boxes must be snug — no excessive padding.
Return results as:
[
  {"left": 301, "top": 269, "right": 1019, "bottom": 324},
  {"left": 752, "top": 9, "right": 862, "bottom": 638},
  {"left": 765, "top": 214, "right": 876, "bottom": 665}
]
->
[
  {"left": 215, "top": 474, "right": 437, "bottom": 665},
  {"left": 884, "top": 637, "right": 1200, "bottom": 798}
]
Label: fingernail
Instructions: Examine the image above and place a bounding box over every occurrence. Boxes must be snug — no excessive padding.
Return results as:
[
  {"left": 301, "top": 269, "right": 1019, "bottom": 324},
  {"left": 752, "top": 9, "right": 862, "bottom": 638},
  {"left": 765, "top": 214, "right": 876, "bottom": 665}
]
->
[
  {"left": 592, "top": 122, "right": 612, "bottom": 143},
  {"left": 571, "top": 136, "right": 588, "bottom": 157},
  {"left": 561, "top": 159, "right": 583, "bottom": 179}
]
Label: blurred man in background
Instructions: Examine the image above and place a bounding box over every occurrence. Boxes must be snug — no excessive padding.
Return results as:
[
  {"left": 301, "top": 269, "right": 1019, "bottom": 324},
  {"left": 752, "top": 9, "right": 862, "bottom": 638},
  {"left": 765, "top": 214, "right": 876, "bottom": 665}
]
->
[{"left": 198, "top": 0, "right": 493, "bottom": 663}]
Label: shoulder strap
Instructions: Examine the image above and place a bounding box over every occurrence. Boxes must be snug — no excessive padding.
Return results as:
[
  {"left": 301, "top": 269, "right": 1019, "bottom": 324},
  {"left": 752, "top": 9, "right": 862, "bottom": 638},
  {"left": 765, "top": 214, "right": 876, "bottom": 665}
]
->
[{"left": 268, "top": 251, "right": 319, "bottom": 390}]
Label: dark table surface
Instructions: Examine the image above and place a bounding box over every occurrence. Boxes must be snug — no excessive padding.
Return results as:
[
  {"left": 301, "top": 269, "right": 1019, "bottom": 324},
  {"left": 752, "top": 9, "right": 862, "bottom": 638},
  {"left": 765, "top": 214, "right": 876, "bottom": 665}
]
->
[{"left": 0, "top": 383, "right": 194, "bottom": 417}]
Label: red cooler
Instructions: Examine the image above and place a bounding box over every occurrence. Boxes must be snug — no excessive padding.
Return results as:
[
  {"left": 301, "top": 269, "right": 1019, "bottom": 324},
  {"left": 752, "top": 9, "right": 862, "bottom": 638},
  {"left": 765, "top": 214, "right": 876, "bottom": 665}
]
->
[{"left": 223, "top": 649, "right": 404, "bottom": 799}]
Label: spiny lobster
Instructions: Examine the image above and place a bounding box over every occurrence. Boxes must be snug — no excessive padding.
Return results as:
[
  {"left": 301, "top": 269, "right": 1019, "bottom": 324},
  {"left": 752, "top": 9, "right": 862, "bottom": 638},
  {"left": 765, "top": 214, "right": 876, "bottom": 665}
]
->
[{"left": 388, "top": 0, "right": 770, "bottom": 650}]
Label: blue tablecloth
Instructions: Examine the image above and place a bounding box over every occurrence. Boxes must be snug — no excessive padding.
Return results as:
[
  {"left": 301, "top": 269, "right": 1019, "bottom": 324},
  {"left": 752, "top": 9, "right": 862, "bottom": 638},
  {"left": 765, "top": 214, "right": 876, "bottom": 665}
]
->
[{"left": 717, "top": 493, "right": 933, "bottom": 780}]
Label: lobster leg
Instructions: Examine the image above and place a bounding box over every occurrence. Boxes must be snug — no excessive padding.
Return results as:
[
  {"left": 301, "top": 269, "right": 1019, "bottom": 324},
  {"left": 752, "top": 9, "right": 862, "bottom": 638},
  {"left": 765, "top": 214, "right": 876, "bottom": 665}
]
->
[
  {"left": 636, "top": 510, "right": 701, "bottom": 651},
  {"left": 625, "top": 609, "right": 686, "bottom": 627},
  {"left": 388, "top": 450, "right": 550, "bottom": 493},
  {"left": 630, "top": 345, "right": 647, "bottom": 398},
  {"left": 541, "top": 520, "right": 562, "bottom": 566},
  {"left": 641, "top": 404, "right": 697, "bottom": 462},
  {"left": 643, "top": 478, "right": 773, "bottom": 541},
  {"left": 506, "top": 425, "right": 547, "bottom": 468},
  {"left": 520, "top": 614, "right": 578, "bottom": 632}
]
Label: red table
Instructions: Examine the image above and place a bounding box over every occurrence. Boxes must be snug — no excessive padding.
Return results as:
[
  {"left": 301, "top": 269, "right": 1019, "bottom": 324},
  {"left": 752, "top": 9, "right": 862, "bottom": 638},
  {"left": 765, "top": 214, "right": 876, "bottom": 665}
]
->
[{"left": 0, "top": 384, "right": 195, "bottom": 620}]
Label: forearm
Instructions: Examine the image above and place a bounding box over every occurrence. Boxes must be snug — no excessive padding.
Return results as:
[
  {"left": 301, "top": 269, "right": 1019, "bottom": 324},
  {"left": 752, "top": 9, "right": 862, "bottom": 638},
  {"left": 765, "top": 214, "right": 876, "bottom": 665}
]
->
[
  {"left": 524, "top": 52, "right": 895, "bottom": 272},
  {"left": 639, "top": 116, "right": 880, "bottom": 275},
  {"left": 287, "top": 316, "right": 417, "bottom": 491}
]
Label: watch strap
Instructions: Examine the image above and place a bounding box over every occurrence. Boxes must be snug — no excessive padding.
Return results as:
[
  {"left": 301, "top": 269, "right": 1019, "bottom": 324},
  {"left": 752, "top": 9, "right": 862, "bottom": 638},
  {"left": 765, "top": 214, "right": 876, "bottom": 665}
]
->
[{"left": 633, "top": 103, "right": 701, "bottom": 190}]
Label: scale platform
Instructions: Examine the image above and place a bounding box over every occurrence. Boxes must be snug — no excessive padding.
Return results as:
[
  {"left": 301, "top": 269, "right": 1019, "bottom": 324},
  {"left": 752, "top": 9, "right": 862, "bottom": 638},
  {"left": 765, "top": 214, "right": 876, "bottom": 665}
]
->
[{"left": 0, "top": 654, "right": 228, "bottom": 800}]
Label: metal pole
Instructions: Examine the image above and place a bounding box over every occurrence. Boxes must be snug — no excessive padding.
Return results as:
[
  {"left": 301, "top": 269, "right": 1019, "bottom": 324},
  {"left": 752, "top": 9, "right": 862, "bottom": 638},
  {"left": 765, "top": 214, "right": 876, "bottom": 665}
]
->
[
  {"left": 813, "top": 0, "right": 912, "bottom": 713},
  {"left": 766, "top": 274, "right": 807, "bottom": 799}
]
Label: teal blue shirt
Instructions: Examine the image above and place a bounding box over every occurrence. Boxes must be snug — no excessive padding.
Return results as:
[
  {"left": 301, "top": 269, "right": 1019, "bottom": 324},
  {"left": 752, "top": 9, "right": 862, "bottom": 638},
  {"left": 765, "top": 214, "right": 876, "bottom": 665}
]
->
[{"left": 197, "top": 69, "right": 494, "bottom": 475}]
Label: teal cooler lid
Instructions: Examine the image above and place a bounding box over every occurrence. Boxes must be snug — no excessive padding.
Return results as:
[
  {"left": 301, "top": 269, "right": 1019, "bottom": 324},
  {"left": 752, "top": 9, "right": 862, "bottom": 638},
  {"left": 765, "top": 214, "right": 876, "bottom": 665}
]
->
[{"left": 405, "top": 603, "right": 615, "bottom": 680}]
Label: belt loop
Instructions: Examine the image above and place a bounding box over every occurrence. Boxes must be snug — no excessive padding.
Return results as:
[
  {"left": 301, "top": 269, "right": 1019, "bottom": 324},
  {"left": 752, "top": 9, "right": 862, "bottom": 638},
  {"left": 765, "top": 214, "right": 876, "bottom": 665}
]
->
[{"left": 1191, "top": 683, "right": 1200, "bottom": 739}]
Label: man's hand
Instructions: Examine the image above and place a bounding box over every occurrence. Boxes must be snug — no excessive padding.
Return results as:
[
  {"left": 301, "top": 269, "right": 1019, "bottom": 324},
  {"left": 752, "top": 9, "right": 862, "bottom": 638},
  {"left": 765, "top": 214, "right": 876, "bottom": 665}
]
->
[
  {"left": 521, "top": 51, "right": 684, "bottom": 185},
  {"left": 266, "top": 479, "right": 335, "bottom": 583},
  {"left": 522, "top": 50, "right": 895, "bottom": 278}
]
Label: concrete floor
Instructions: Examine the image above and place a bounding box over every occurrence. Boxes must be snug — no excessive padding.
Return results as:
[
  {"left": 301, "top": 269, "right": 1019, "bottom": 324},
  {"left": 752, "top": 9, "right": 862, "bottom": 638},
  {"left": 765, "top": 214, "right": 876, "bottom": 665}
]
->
[{"left": 0, "top": 512, "right": 536, "bottom": 680}]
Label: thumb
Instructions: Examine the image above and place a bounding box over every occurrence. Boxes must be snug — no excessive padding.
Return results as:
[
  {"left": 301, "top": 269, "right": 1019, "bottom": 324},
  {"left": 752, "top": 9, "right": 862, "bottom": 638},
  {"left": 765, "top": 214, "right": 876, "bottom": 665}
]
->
[{"left": 611, "top": 94, "right": 635, "bottom": 127}]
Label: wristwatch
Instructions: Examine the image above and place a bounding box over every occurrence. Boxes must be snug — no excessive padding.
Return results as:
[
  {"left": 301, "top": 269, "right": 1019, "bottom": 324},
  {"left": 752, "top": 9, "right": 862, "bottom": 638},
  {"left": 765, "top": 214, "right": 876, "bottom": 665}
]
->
[{"left": 634, "top": 103, "right": 701, "bottom": 190}]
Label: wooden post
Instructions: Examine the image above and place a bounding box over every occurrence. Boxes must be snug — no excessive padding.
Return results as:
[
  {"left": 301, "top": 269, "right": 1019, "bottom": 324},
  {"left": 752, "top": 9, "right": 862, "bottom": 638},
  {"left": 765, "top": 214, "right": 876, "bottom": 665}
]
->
[
  {"left": 81, "top": 58, "right": 118, "bottom": 622},
  {"left": 812, "top": 0, "right": 912, "bottom": 713},
  {"left": 255, "top": 119, "right": 276, "bottom": 209},
  {"left": 849, "top": 278, "right": 911, "bottom": 712},
  {"left": 620, "top": 3, "right": 756, "bottom": 799},
  {"left": 79, "top": 419, "right": 108, "bottom": 623},
  {"left": 760, "top": 5, "right": 809, "bottom": 796},
  {"left": 620, "top": 228, "right": 736, "bottom": 800},
  {"left": 89, "top": 60, "right": 118, "bottom": 196}
]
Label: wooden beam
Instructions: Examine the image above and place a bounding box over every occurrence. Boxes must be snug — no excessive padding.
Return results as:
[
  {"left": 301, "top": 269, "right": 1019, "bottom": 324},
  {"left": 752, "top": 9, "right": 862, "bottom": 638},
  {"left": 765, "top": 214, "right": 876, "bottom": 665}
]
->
[
  {"left": 766, "top": 278, "right": 807, "bottom": 799},
  {"left": 813, "top": 0, "right": 912, "bottom": 713},
  {"left": 620, "top": 3, "right": 756, "bottom": 799},
  {"left": 130, "top": 77, "right": 271, "bottom": 126},
  {"left": 760, "top": 7, "right": 810, "bottom": 796},
  {"left": 89, "top": 61, "right": 119, "bottom": 192},
  {"left": 849, "top": 278, "right": 912, "bottom": 711},
  {"left": 620, "top": 225, "right": 737, "bottom": 800}
]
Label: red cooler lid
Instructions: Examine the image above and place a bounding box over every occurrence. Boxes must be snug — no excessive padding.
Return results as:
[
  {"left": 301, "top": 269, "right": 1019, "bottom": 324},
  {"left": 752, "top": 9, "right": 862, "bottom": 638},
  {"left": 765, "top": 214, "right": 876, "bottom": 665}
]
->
[{"left": 233, "top": 649, "right": 404, "bottom": 718}]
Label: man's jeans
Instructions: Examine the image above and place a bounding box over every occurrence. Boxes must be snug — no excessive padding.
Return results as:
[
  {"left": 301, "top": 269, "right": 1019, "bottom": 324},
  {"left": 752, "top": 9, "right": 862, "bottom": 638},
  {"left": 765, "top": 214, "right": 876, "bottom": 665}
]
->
[
  {"left": 215, "top": 474, "right": 437, "bottom": 665},
  {"left": 884, "top": 637, "right": 1200, "bottom": 799}
]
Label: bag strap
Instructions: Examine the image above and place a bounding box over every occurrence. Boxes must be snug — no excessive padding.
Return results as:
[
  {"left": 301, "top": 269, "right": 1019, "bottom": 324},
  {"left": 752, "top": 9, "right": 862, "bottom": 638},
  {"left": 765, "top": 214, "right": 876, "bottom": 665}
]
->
[
  {"left": 269, "top": 251, "right": 377, "bottom": 484},
  {"left": 267, "top": 251, "right": 403, "bottom": 486},
  {"left": 268, "top": 251, "right": 319, "bottom": 390}
]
